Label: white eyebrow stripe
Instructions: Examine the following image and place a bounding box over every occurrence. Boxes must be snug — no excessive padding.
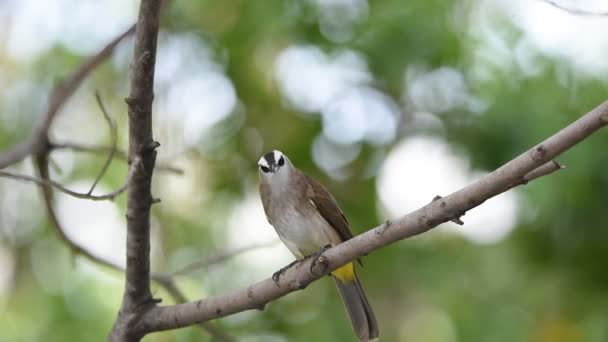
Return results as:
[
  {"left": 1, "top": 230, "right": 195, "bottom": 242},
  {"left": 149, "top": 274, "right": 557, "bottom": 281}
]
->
[
  {"left": 258, "top": 156, "right": 269, "bottom": 168},
  {"left": 273, "top": 150, "right": 283, "bottom": 163}
]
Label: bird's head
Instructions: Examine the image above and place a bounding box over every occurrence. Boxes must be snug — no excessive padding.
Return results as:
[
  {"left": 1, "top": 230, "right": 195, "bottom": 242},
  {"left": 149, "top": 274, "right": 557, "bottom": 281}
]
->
[{"left": 258, "top": 150, "right": 292, "bottom": 182}]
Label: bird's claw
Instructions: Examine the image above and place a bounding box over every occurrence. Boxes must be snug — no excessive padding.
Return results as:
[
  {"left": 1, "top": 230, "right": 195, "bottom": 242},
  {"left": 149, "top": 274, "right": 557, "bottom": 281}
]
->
[
  {"left": 272, "top": 259, "right": 299, "bottom": 285},
  {"left": 308, "top": 244, "right": 332, "bottom": 274}
]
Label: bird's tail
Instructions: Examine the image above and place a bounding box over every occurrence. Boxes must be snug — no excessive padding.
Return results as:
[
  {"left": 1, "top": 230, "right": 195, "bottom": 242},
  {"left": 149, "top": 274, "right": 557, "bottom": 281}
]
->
[{"left": 332, "top": 262, "right": 379, "bottom": 342}]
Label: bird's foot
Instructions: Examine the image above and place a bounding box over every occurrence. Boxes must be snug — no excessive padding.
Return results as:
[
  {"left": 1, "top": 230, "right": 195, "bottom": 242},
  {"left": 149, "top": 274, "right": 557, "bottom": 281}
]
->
[
  {"left": 272, "top": 259, "right": 299, "bottom": 285},
  {"left": 308, "top": 244, "right": 332, "bottom": 274}
]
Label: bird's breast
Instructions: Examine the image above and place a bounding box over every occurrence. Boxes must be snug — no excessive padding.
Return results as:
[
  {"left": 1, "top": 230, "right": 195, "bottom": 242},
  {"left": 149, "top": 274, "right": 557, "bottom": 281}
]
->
[{"left": 268, "top": 194, "right": 339, "bottom": 258}]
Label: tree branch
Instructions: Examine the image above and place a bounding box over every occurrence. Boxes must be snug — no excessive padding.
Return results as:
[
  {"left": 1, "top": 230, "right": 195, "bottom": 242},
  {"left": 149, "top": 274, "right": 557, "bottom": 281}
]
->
[
  {"left": 0, "top": 24, "right": 135, "bottom": 169},
  {"left": 0, "top": 170, "right": 127, "bottom": 200},
  {"left": 34, "top": 153, "right": 124, "bottom": 270},
  {"left": 136, "top": 100, "right": 608, "bottom": 332},
  {"left": 109, "top": 0, "right": 162, "bottom": 340},
  {"left": 153, "top": 276, "right": 236, "bottom": 342},
  {"left": 87, "top": 92, "right": 118, "bottom": 195},
  {"left": 50, "top": 142, "right": 184, "bottom": 174},
  {"left": 0, "top": 93, "right": 128, "bottom": 201},
  {"left": 31, "top": 155, "right": 234, "bottom": 341},
  {"left": 541, "top": 0, "right": 608, "bottom": 16},
  {"left": 170, "top": 241, "right": 279, "bottom": 277}
]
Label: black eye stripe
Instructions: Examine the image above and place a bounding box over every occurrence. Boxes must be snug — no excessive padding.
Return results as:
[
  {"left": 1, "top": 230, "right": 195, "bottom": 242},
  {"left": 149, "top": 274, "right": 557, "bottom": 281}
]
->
[
  {"left": 260, "top": 165, "right": 270, "bottom": 173},
  {"left": 278, "top": 157, "right": 285, "bottom": 166}
]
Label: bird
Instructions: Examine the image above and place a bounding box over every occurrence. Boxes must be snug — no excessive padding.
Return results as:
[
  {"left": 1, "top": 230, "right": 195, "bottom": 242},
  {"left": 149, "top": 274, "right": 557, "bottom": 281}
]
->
[{"left": 257, "top": 150, "right": 379, "bottom": 341}]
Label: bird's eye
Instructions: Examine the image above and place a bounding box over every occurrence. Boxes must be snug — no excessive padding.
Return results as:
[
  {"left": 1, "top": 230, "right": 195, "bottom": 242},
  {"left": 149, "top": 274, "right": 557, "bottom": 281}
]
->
[
  {"left": 278, "top": 157, "right": 285, "bottom": 166},
  {"left": 260, "top": 165, "right": 270, "bottom": 173}
]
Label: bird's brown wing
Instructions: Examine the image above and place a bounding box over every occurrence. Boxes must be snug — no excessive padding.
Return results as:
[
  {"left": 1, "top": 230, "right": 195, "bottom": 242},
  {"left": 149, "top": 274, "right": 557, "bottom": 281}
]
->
[
  {"left": 302, "top": 173, "right": 355, "bottom": 243},
  {"left": 259, "top": 182, "right": 273, "bottom": 225}
]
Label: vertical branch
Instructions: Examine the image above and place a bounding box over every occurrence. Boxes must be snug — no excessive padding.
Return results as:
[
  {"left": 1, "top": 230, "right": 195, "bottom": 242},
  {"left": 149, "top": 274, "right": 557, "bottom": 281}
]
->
[{"left": 110, "top": 0, "right": 162, "bottom": 340}]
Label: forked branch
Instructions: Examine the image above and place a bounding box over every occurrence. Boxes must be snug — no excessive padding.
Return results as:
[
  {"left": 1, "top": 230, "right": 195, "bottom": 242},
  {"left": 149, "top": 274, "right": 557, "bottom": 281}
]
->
[{"left": 136, "top": 101, "right": 608, "bottom": 333}]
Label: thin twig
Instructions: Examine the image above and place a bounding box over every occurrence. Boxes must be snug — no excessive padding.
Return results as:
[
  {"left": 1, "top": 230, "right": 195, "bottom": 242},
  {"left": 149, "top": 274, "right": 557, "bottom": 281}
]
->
[
  {"left": 32, "top": 155, "right": 235, "bottom": 342},
  {"left": 51, "top": 142, "right": 184, "bottom": 174},
  {"left": 0, "top": 170, "right": 127, "bottom": 201},
  {"left": 522, "top": 159, "right": 565, "bottom": 184},
  {"left": 0, "top": 24, "right": 135, "bottom": 169},
  {"left": 87, "top": 92, "right": 118, "bottom": 195},
  {"left": 171, "top": 241, "right": 279, "bottom": 277},
  {"left": 34, "top": 154, "right": 124, "bottom": 270},
  {"left": 542, "top": 0, "right": 608, "bottom": 16}
]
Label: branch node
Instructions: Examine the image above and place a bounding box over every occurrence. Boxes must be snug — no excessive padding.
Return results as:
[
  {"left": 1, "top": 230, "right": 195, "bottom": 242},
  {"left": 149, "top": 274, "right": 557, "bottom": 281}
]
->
[
  {"left": 553, "top": 160, "right": 566, "bottom": 169},
  {"left": 531, "top": 144, "right": 547, "bottom": 161},
  {"left": 288, "top": 279, "right": 307, "bottom": 291},
  {"left": 125, "top": 96, "right": 136, "bottom": 106},
  {"left": 431, "top": 195, "right": 447, "bottom": 208},
  {"left": 451, "top": 216, "right": 465, "bottom": 225},
  {"left": 310, "top": 254, "right": 330, "bottom": 277},
  {"left": 151, "top": 197, "right": 161, "bottom": 204},
  {"left": 145, "top": 140, "right": 161, "bottom": 151},
  {"left": 377, "top": 219, "right": 391, "bottom": 235}
]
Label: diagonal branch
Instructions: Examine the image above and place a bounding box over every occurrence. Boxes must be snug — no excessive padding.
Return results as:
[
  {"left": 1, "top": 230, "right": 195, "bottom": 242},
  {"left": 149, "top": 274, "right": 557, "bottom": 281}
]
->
[
  {"left": 0, "top": 170, "right": 127, "bottom": 200},
  {"left": 87, "top": 92, "right": 118, "bottom": 195},
  {"left": 50, "top": 142, "right": 184, "bottom": 174},
  {"left": 32, "top": 155, "right": 235, "bottom": 341},
  {"left": 137, "top": 100, "right": 608, "bottom": 332},
  {"left": 34, "top": 153, "right": 124, "bottom": 269},
  {"left": 152, "top": 276, "right": 236, "bottom": 342},
  {"left": 0, "top": 24, "right": 135, "bottom": 169},
  {"left": 170, "top": 241, "right": 279, "bottom": 277},
  {"left": 541, "top": 0, "right": 608, "bottom": 16}
]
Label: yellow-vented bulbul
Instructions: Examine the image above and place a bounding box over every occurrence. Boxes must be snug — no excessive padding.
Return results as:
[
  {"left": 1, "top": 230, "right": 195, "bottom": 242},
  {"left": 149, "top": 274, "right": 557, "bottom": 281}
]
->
[{"left": 258, "top": 150, "right": 379, "bottom": 342}]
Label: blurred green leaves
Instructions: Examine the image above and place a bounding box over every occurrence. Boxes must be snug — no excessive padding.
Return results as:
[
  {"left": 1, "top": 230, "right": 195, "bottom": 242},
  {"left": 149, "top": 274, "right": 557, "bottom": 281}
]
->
[{"left": 1, "top": 0, "right": 607, "bottom": 341}]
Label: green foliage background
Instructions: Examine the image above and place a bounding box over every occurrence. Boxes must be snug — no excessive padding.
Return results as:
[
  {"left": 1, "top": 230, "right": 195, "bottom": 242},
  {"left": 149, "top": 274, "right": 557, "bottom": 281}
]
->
[{"left": 0, "top": 1, "right": 607, "bottom": 341}]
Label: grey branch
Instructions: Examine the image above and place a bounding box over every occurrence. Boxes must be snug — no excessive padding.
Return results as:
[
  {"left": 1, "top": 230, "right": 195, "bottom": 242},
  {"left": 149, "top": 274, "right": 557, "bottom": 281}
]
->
[
  {"left": 134, "top": 101, "right": 607, "bottom": 333},
  {"left": 0, "top": 24, "right": 135, "bottom": 169},
  {"left": 152, "top": 276, "right": 236, "bottom": 342},
  {"left": 109, "top": 0, "right": 162, "bottom": 340}
]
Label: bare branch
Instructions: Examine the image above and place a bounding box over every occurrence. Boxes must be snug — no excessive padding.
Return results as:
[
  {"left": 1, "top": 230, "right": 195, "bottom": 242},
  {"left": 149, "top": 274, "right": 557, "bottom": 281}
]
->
[
  {"left": 33, "top": 154, "right": 124, "bottom": 271},
  {"left": 542, "top": 0, "right": 608, "bottom": 16},
  {"left": 87, "top": 92, "right": 118, "bottom": 195},
  {"left": 136, "top": 100, "right": 608, "bottom": 332},
  {"left": 153, "top": 276, "right": 236, "bottom": 342},
  {"left": 434, "top": 159, "right": 566, "bottom": 225},
  {"left": 170, "top": 241, "right": 279, "bottom": 277},
  {"left": 521, "top": 159, "right": 565, "bottom": 184},
  {"left": 0, "top": 170, "right": 127, "bottom": 201},
  {"left": 109, "top": 0, "right": 162, "bottom": 340},
  {"left": 50, "top": 142, "right": 184, "bottom": 174},
  {"left": 0, "top": 24, "right": 135, "bottom": 169},
  {"left": 31, "top": 156, "right": 232, "bottom": 342}
]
